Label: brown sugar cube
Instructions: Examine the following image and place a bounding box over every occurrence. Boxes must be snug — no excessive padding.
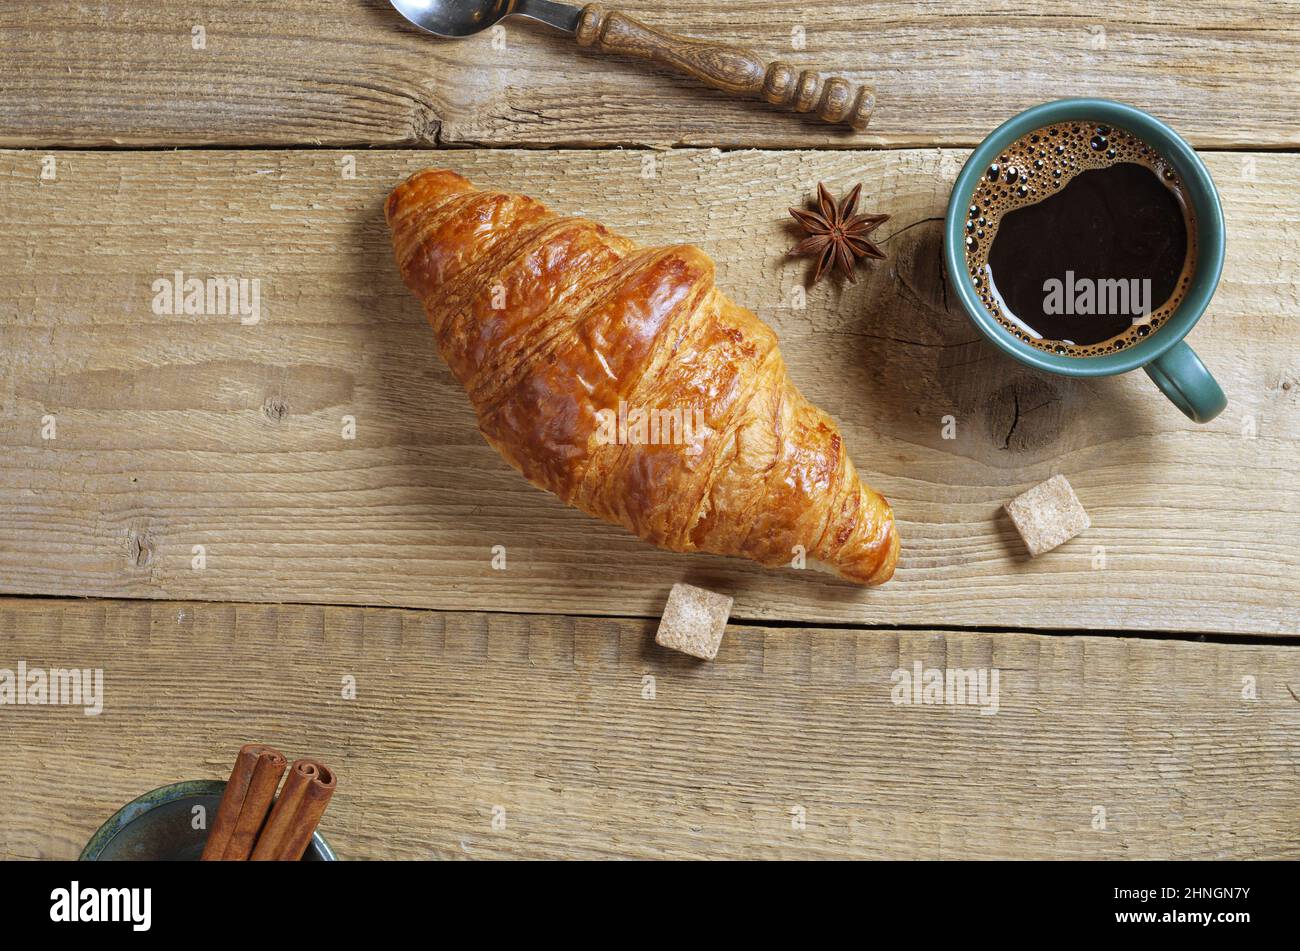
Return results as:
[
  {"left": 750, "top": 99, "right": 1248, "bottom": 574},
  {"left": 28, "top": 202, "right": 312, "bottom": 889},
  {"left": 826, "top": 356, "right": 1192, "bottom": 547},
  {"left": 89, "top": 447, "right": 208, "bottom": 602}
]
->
[
  {"left": 1004, "top": 475, "right": 1091, "bottom": 556},
  {"left": 654, "top": 583, "right": 733, "bottom": 660}
]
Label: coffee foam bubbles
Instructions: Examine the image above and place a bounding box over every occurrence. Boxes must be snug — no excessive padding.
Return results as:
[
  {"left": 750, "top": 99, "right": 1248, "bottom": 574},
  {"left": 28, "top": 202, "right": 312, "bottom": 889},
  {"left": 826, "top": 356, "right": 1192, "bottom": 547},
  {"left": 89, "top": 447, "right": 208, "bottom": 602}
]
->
[{"left": 962, "top": 122, "right": 1198, "bottom": 357}]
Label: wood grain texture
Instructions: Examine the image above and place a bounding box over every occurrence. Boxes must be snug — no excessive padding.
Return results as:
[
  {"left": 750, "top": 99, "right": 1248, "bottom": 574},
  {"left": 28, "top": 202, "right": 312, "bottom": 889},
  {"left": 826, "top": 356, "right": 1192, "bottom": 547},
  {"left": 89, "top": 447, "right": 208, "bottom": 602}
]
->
[
  {"left": 1, "top": 0, "right": 1297, "bottom": 149},
  {"left": 1, "top": 598, "right": 1296, "bottom": 860},
  {"left": 1, "top": 148, "right": 1296, "bottom": 633}
]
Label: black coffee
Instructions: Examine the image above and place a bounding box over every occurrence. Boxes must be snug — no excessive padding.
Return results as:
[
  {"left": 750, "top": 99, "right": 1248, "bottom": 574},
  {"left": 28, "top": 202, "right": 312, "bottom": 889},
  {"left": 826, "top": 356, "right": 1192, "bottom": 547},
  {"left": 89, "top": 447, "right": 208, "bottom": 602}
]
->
[{"left": 963, "top": 123, "right": 1197, "bottom": 356}]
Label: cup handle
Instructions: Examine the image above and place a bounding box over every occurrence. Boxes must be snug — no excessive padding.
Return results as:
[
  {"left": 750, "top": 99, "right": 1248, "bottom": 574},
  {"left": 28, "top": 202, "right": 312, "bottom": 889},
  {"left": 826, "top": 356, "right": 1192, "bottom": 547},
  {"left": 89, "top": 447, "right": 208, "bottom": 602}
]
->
[{"left": 1142, "top": 340, "right": 1227, "bottom": 423}]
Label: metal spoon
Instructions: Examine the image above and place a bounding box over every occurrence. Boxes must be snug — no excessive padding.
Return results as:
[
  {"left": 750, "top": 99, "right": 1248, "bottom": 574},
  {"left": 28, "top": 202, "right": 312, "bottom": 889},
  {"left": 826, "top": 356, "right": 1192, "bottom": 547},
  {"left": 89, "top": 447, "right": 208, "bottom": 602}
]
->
[{"left": 390, "top": 0, "right": 874, "bottom": 130}]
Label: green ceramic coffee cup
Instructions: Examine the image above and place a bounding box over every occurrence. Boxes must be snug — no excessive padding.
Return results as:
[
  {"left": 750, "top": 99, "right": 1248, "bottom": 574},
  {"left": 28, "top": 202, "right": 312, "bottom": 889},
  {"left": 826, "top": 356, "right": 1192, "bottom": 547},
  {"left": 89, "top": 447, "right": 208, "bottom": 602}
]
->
[
  {"left": 80, "top": 780, "right": 337, "bottom": 860},
  {"left": 944, "top": 99, "right": 1227, "bottom": 423}
]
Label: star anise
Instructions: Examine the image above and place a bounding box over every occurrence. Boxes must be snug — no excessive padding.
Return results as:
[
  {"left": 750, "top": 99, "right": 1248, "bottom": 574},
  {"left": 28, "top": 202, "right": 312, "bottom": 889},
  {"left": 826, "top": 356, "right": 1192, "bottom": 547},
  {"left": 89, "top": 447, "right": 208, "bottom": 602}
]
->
[{"left": 788, "top": 182, "right": 890, "bottom": 284}]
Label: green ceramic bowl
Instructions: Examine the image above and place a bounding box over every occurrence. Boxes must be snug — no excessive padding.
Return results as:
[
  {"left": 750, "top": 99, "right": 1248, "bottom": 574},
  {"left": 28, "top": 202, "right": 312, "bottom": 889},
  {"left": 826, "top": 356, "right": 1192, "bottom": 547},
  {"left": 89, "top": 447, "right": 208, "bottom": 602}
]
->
[
  {"left": 80, "top": 780, "right": 337, "bottom": 861},
  {"left": 944, "top": 98, "right": 1228, "bottom": 422}
]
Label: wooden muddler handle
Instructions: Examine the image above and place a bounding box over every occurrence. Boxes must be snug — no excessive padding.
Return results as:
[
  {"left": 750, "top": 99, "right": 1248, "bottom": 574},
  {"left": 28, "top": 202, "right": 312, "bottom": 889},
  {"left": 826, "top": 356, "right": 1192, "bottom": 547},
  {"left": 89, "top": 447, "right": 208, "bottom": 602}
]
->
[{"left": 574, "top": 4, "right": 874, "bottom": 131}]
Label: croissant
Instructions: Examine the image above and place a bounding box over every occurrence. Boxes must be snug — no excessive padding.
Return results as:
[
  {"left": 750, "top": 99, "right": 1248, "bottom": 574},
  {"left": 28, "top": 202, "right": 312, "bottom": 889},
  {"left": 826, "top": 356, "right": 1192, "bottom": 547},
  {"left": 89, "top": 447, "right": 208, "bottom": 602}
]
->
[{"left": 385, "top": 169, "right": 899, "bottom": 585}]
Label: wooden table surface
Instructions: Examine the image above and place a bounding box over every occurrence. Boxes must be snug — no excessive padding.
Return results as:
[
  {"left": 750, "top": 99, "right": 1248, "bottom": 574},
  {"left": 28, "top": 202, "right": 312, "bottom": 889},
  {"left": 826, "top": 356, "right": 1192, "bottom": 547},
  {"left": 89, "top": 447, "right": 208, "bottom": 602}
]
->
[{"left": 1, "top": 1, "right": 1296, "bottom": 859}]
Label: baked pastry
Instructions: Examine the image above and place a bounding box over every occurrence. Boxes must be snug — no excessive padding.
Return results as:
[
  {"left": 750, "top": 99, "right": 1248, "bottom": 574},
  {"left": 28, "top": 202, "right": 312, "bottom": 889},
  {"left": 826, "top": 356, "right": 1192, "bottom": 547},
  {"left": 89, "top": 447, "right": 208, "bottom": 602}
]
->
[{"left": 386, "top": 169, "right": 898, "bottom": 584}]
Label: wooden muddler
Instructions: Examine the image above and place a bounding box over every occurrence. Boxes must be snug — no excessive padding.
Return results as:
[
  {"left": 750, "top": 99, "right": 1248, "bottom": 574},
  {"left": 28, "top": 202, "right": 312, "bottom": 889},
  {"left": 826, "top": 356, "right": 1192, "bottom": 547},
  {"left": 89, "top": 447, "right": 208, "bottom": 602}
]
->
[
  {"left": 200, "top": 744, "right": 287, "bottom": 861},
  {"left": 250, "top": 758, "right": 337, "bottom": 861}
]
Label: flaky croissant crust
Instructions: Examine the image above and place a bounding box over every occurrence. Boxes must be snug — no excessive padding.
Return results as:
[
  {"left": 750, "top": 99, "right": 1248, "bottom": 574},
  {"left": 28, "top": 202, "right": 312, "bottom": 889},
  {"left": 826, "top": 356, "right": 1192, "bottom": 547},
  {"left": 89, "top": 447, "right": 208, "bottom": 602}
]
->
[{"left": 386, "top": 169, "right": 898, "bottom": 585}]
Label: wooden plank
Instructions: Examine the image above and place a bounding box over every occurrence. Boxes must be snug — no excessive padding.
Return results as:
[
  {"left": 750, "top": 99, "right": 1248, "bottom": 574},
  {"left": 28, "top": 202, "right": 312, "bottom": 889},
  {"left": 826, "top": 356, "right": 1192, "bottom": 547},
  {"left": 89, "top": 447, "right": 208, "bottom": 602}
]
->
[
  {"left": 0, "top": 148, "right": 1296, "bottom": 634},
  {"left": 1, "top": 598, "right": 1296, "bottom": 860},
  {"left": 2, "top": 1, "right": 1297, "bottom": 149}
]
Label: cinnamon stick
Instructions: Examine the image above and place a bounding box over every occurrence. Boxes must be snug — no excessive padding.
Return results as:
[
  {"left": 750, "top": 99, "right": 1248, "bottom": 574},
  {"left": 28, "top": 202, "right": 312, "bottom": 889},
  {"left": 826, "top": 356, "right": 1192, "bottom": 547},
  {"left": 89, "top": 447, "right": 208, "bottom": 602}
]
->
[
  {"left": 250, "top": 758, "right": 337, "bottom": 861},
  {"left": 276, "top": 762, "right": 336, "bottom": 861},
  {"left": 222, "top": 746, "right": 288, "bottom": 860},
  {"left": 200, "top": 744, "right": 287, "bottom": 861}
]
